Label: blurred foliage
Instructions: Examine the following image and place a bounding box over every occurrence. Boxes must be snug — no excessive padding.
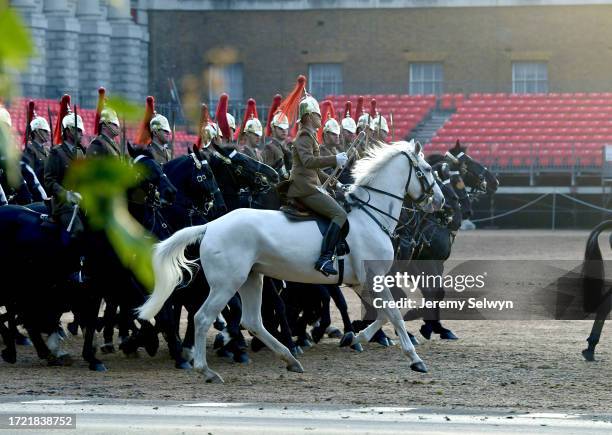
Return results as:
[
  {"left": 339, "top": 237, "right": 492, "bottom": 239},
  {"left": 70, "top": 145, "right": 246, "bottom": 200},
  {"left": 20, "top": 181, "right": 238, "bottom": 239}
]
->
[
  {"left": 106, "top": 96, "right": 144, "bottom": 123},
  {"left": 0, "top": 0, "right": 33, "bottom": 185},
  {"left": 66, "top": 158, "right": 156, "bottom": 292}
]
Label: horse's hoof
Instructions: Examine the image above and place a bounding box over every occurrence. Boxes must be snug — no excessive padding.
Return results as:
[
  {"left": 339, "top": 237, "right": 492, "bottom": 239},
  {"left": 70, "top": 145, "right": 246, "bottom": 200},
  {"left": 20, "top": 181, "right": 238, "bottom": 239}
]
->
[
  {"left": 47, "top": 354, "right": 73, "bottom": 367},
  {"left": 350, "top": 342, "right": 364, "bottom": 352},
  {"left": 419, "top": 324, "right": 433, "bottom": 340},
  {"left": 290, "top": 347, "right": 300, "bottom": 357},
  {"left": 326, "top": 326, "right": 343, "bottom": 339},
  {"left": 205, "top": 372, "right": 224, "bottom": 384},
  {"left": 213, "top": 333, "right": 224, "bottom": 350},
  {"left": 295, "top": 346, "right": 304, "bottom": 355},
  {"left": 213, "top": 320, "right": 226, "bottom": 332},
  {"left": 286, "top": 361, "right": 304, "bottom": 373},
  {"left": 297, "top": 338, "right": 313, "bottom": 349},
  {"left": 388, "top": 338, "right": 397, "bottom": 346},
  {"left": 175, "top": 360, "right": 193, "bottom": 370},
  {"left": 15, "top": 336, "right": 32, "bottom": 346},
  {"left": 340, "top": 332, "right": 355, "bottom": 348},
  {"left": 1, "top": 349, "right": 16, "bottom": 364},
  {"left": 67, "top": 322, "right": 79, "bottom": 336},
  {"left": 100, "top": 344, "right": 115, "bottom": 354},
  {"left": 89, "top": 362, "right": 107, "bottom": 372},
  {"left": 440, "top": 330, "right": 459, "bottom": 340},
  {"left": 233, "top": 352, "right": 250, "bottom": 364},
  {"left": 310, "top": 327, "right": 325, "bottom": 344},
  {"left": 410, "top": 361, "right": 428, "bottom": 373},
  {"left": 408, "top": 333, "right": 419, "bottom": 346},
  {"left": 582, "top": 348, "right": 595, "bottom": 361}
]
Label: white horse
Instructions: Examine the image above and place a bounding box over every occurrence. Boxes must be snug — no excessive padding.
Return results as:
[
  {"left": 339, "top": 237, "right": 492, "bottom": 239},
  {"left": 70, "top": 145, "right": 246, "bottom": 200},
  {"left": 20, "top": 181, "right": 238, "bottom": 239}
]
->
[{"left": 138, "top": 140, "right": 445, "bottom": 383}]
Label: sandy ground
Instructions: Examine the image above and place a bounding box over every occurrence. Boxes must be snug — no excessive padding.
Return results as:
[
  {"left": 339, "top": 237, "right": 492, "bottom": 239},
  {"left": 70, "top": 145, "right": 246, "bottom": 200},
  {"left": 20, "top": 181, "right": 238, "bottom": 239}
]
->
[{"left": 0, "top": 230, "right": 610, "bottom": 413}]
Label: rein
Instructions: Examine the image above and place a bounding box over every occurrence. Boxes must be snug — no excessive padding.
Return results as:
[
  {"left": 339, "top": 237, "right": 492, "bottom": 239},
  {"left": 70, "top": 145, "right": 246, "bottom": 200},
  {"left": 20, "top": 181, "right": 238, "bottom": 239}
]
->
[{"left": 347, "top": 151, "right": 435, "bottom": 239}]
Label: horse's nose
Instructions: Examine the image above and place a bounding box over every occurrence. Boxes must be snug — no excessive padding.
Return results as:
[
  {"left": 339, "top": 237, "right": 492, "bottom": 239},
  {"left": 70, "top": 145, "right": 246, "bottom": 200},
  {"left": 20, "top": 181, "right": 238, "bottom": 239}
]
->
[{"left": 432, "top": 194, "right": 445, "bottom": 211}]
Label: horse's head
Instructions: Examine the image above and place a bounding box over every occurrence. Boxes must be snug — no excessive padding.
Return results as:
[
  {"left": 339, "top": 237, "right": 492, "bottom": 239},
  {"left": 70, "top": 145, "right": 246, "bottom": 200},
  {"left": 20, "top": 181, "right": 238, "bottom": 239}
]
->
[
  {"left": 435, "top": 175, "right": 463, "bottom": 231},
  {"left": 406, "top": 141, "right": 445, "bottom": 213},
  {"left": 164, "top": 153, "right": 217, "bottom": 208},
  {"left": 428, "top": 158, "right": 472, "bottom": 221},
  {"left": 131, "top": 148, "right": 177, "bottom": 205},
  {"left": 446, "top": 141, "right": 499, "bottom": 195}
]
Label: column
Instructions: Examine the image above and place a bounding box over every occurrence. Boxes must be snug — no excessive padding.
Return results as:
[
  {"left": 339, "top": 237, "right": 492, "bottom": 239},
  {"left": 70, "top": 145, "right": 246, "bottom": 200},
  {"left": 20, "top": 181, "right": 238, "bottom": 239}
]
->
[
  {"left": 11, "top": 0, "right": 48, "bottom": 97},
  {"left": 44, "top": 0, "right": 80, "bottom": 100},
  {"left": 76, "top": 0, "right": 111, "bottom": 107}
]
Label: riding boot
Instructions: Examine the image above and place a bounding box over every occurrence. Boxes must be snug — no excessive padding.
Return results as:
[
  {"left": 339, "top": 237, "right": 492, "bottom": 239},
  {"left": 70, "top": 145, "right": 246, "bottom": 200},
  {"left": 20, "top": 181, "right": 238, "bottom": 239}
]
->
[{"left": 315, "top": 222, "right": 342, "bottom": 276}]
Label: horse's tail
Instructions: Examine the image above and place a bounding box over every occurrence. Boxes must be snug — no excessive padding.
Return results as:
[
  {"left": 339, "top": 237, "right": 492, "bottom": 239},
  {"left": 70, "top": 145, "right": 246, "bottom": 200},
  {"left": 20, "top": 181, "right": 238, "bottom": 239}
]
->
[
  {"left": 582, "top": 220, "right": 612, "bottom": 312},
  {"left": 137, "top": 224, "right": 208, "bottom": 321}
]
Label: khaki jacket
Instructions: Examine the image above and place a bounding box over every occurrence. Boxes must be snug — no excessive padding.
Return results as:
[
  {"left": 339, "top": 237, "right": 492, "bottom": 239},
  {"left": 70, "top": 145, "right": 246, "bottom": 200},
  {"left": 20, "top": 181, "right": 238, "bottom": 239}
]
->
[
  {"left": 287, "top": 127, "right": 336, "bottom": 198},
  {"left": 87, "top": 134, "right": 121, "bottom": 158},
  {"left": 148, "top": 142, "right": 172, "bottom": 165}
]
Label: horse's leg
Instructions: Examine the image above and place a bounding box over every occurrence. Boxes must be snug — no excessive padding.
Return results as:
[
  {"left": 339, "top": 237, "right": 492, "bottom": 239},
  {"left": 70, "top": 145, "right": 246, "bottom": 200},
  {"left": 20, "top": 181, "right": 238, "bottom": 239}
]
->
[
  {"left": 193, "top": 287, "right": 237, "bottom": 383},
  {"left": 238, "top": 272, "right": 303, "bottom": 373},
  {"left": 377, "top": 286, "right": 427, "bottom": 373},
  {"left": 0, "top": 315, "right": 17, "bottom": 363},
  {"left": 583, "top": 289, "right": 612, "bottom": 361},
  {"left": 328, "top": 285, "right": 353, "bottom": 334},
  {"left": 81, "top": 295, "right": 106, "bottom": 371},
  {"left": 101, "top": 299, "right": 118, "bottom": 353},
  {"left": 420, "top": 260, "right": 458, "bottom": 340},
  {"left": 311, "top": 285, "right": 331, "bottom": 343}
]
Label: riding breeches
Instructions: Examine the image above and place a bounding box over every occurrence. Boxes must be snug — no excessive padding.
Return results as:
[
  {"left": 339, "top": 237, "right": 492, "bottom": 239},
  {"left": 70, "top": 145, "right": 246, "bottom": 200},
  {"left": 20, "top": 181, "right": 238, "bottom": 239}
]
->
[{"left": 299, "top": 191, "right": 347, "bottom": 227}]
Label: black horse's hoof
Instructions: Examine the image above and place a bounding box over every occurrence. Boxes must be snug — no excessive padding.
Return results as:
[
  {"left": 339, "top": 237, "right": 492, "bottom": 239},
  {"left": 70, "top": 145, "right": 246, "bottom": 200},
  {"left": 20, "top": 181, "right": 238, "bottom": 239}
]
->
[
  {"left": 440, "top": 330, "right": 459, "bottom": 340},
  {"left": 175, "top": 359, "right": 193, "bottom": 370},
  {"left": 1, "top": 349, "right": 17, "bottom": 364},
  {"left": 350, "top": 342, "right": 364, "bottom": 352},
  {"left": 100, "top": 344, "right": 115, "bottom": 354},
  {"left": 297, "top": 337, "right": 313, "bottom": 349},
  {"left": 419, "top": 324, "right": 433, "bottom": 340},
  {"left": 582, "top": 348, "right": 595, "bottom": 361},
  {"left": 233, "top": 352, "right": 250, "bottom": 364},
  {"left": 339, "top": 332, "right": 355, "bottom": 348},
  {"left": 327, "top": 326, "right": 343, "bottom": 339},
  {"left": 410, "top": 361, "right": 428, "bottom": 373},
  {"left": 47, "top": 354, "right": 73, "bottom": 367},
  {"left": 310, "top": 326, "right": 325, "bottom": 344},
  {"left": 119, "top": 337, "right": 139, "bottom": 355},
  {"left": 67, "top": 322, "right": 79, "bottom": 336},
  {"left": 216, "top": 348, "right": 233, "bottom": 359},
  {"left": 213, "top": 333, "right": 226, "bottom": 350},
  {"left": 89, "top": 362, "right": 108, "bottom": 372},
  {"left": 15, "top": 336, "right": 32, "bottom": 346},
  {"left": 371, "top": 330, "right": 390, "bottom": 347}
]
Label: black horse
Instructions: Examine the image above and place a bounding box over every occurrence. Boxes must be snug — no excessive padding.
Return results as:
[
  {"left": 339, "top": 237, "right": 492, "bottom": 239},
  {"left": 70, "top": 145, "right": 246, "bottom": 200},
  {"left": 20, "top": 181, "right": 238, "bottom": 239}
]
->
[{"left": 581, "top": 220, "right": 612, "bottom": 361}]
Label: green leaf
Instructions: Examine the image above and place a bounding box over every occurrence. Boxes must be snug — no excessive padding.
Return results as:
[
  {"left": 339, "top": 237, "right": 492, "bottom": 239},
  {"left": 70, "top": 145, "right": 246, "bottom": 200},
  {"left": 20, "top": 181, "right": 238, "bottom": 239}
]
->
[
  {"left": 66, "top": 158, "right": 155, "bottom": 292},
  {"left": 106, "top": 96, "right": 144, "bottom": 123},
  {"left": 0, "top": 4, "right": 34, "bottom": 70},
  {"left": 0, "top": 121, "right": 21, "bottom": 187}
]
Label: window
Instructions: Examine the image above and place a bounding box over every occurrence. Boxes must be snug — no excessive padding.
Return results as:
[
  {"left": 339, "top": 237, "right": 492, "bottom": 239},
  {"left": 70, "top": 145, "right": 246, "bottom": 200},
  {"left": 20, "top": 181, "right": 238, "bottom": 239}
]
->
[
  {"left": 409, "top": 63, "right": 444, "bottom": 95},
  {"left": 208, "top": 63, "right": 243, "bottom": 111},
  {"left": 308, "top": 63, "right": 343, "bottom": 99},
  {"left": 512, "top": 62, "right": 548, "bottom": 94}
]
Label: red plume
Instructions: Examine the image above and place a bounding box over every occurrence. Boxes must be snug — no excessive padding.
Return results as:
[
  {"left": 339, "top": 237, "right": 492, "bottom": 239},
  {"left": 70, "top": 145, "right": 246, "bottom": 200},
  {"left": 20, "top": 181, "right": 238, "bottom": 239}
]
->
[
  {"left": 24, "top": 100, "right": 35, "bottom": 145},
  {"left": 265, "top": 94, "right": 282, "bottom": 136},
  {"left": 135, "top": 96, "right": 155, "bottom": 145},
  {"left": 195, "top": 103, "right": 210, "bottom": 150},
  {"left": 353, "top": 96, "right": 364, "bottom": 122},
  {"left": 317, "top": 100, "right": 337, "bottom": 142},
  {"left": 94, "top": 87, "right": 106, "bottom": 135},
  {"left": 278, "top": 75, "right": 307, "bottom": 127},
  {"left": 53, "top": 94, "right": 71, "bottom": 146},
  {"left": 215, "top": 93, "right": 230, "bottom": 140},
  {"left": 370, "top": 98, "right": 377, "bottom": 116},
  {"left": 236, "top": 98, "right": 258, "bottom": 140},
  {"left": 344, "top": 101, "right": 352, "bottom": 118}
]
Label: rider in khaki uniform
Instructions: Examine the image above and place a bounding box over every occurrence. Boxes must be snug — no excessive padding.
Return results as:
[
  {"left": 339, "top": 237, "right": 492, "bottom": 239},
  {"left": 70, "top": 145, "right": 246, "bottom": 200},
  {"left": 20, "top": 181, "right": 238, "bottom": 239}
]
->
[
  {"left": 238, "top": 98, "right": 262, "bottom": 161},
  {"left": 262, "top": 95, "right": 290, "bottom": 180},
  {"left": 135, "top": 96, "right": 173, "bottom": 165},
  {"left": 87, "top": 88, "right": 122, "bottom": 158},
  {"left": 279, "top": 76, "right": 348, "bottom": 276}
]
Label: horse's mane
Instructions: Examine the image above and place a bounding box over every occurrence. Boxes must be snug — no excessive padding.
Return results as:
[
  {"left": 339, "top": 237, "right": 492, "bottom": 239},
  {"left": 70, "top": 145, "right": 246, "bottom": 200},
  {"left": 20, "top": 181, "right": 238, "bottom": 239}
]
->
[
  {"left": 426, "top": 154, "right": 445, "bottom": 165},
  {"left": 352, "top": 140, "right": 417, "bottom": 186}
]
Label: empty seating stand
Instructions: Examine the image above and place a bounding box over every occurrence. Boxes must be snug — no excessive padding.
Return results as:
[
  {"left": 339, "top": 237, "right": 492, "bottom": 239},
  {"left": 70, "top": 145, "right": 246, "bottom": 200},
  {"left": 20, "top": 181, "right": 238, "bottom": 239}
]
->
[
  {"left": 428, "top": 92, "right": 611, "bottom": 169},
  {"left": 325, "top": 94, "right": 436, "bottom": 140}
]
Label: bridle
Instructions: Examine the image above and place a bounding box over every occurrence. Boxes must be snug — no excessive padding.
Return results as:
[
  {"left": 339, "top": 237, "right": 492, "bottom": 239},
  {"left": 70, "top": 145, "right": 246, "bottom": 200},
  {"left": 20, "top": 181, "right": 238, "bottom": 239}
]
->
[{"left": 347, "top": 151, "right": 436, "bottom": 239}]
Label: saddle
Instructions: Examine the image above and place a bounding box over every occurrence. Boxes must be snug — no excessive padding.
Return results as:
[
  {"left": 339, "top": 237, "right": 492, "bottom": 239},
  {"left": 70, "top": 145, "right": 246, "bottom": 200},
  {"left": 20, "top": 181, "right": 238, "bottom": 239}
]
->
[{"left": 280, "top": 199, "right": 350, "bottom": 257}]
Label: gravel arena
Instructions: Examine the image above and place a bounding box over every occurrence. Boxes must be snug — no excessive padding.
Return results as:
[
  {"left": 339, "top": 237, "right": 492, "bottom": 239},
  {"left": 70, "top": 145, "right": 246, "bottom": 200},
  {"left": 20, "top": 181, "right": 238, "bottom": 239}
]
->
[{"left": 1, "top": 229, "right": 610, "bottom": 413}]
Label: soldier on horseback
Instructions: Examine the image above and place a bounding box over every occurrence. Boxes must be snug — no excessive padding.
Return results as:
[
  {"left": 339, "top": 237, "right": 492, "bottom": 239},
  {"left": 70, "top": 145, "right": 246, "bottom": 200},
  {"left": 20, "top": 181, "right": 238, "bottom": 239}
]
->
[
  {"left": 278, "top": 76, "right": 348, "bottom": 276},
  {"left": 135, "top": 96, "right": 172, "bottom": 165},
  {"left": 262, "top": 94, "right": 290, "bottom": 180},
  {"left": 44, "top": 95, "right": 85, "bottom": 239},
  {"left": 237, "top": 98, "right": 262, "bottom": 161},
  {"left": 340, "top": 101, "right": 357, "bottom": 153},
  {"left": 87, "top": 87, "right": 121, "bottom": 158},
  {"left": 22, "top": 102, "right": 50, "bottom": 187}
]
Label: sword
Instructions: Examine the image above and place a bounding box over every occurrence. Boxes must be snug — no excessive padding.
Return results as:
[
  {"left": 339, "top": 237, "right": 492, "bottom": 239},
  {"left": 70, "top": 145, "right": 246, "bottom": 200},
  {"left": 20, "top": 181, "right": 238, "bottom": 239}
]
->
[
  {"left": 121, "top": 115, "right": 127, "bottom": 160},
  {"left": 170, "top": 108, "right": 176, "bottom": 152},
  {"left": 67, "top": 203, "right": 79, "bottom": 233},
  {"left": 390, "top": 111, "right": 395, "bottom": 142},
  {"left": 47, "top": 107, "right": 54, "bottom": 144},
  {"left": 319, "top": 130, "right": 366, "bottom": 191}
]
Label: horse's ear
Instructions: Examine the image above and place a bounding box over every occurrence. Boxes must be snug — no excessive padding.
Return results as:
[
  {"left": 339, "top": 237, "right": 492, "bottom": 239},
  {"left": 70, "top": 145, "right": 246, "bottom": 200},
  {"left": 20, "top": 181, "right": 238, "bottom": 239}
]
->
[
  {"left": 453, "top": 139, "right": 461, "bottom": 152},
  {"left": 187, "top": 145, "right": 193, "bottom": 155},
  {"left": 127, "top": 141, "right": 137, "bottom": 158},
  {"left": 414, "top": 140, "right": 422, "bottom": 155}
]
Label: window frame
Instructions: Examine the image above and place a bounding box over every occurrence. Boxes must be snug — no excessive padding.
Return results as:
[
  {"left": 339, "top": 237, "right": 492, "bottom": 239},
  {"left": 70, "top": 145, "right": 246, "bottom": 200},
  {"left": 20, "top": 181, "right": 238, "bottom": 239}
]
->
[
  {"left": 512, "top": 62, "right": 549, "bottom": 94},
  {"left": 308, "top": 63, "right": 343, "bottom": 99},
  {"left": 409, "top": 62, "right": 444, "bottom": 95}
]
